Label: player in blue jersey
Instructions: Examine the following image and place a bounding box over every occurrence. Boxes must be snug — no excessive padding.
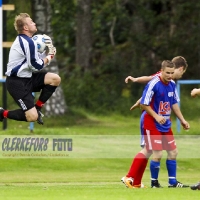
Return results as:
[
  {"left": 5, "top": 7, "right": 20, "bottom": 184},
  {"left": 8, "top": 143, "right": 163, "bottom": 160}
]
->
[
  {"left": 140, "top": 60, "right": 190, "bottom": 188},
  {"left": 0, "top": 13, "right": 59, "bottom": 125},
  {"left": 121, "top": 56, "right": 188, "bottom": 188}
]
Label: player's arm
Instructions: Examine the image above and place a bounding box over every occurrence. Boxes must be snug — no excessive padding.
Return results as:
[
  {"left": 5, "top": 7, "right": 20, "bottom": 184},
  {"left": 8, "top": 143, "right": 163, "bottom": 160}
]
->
[
  {"left": 140, "top": 104, "right": 166, "bottom": 124},
  {"left": 191, "top": 88, "right": 200, "bottom": 98},
  {"left": 130, "top": 97, "right": 142, "bottom": 110},
  {"left": 125, "top": 76, "right": 153, "bottom": 84},
  {"left": 172, "top": 103, "right": 190, "bottom": 130}
]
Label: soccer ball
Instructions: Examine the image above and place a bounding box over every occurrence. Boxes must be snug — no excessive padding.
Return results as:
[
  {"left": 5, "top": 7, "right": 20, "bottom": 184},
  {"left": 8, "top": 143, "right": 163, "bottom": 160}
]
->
[{"left": 32, "top": 34, "right": 46, "bottom": 53}]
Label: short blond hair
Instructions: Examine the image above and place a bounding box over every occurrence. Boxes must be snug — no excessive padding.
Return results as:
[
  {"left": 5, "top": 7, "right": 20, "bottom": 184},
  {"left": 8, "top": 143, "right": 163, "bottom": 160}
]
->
[{"left": 14, "top": 13, "right": 30, "bottom": 33}]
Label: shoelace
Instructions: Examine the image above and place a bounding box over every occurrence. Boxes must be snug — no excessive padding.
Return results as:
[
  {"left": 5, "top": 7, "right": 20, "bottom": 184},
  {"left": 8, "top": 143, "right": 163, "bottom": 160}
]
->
[{"left": 176, "top": 182, "right": 184, "bottom": 187}]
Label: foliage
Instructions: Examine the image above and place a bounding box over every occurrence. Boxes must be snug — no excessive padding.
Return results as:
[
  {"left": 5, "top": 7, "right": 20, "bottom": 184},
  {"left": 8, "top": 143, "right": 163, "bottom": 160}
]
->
[
  {"left": 6, "top": 0, "right": 32, "bottom": 40},
  {"left": 61, "top": 66, "right": 140, "bottom": 115},
  {"left": 49, "top": 0, "right": 76, "bottom": 66},
  {"left": 50, "top": 0, "right": 200, "bottom": 113}
]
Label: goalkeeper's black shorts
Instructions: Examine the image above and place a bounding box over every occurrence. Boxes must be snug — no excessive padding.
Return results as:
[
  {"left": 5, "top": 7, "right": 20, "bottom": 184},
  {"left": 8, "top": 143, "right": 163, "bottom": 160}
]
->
[{"left": 6, "top": 71, "right": 47, "bottom": 111}]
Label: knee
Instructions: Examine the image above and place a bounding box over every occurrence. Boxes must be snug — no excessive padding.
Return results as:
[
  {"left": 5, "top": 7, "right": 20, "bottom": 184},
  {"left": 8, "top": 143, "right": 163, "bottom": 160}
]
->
[
  {"left": 153, "top": 151, "right": 163, "bottom": 161},
  {"left": 141, "top": 148, "right": 152, "bottom": 158},
  {"left": 25, "top": 112, "right": 38, "bottom": 122},
  {"left": 53, "top": 74, "right": 61, "bottom": 86},
  {"left": 168, "top": 148, "right": 178, "bottom": 159},
  {"left": 45, "top": 73, "right": 61, "bottom": 86}
]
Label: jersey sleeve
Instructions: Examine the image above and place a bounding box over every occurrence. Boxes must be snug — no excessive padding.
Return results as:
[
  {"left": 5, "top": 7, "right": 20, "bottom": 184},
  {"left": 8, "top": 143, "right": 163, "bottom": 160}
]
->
[
  {"left": 141, "top": 77, "right": 158, "bottom": 105},
  {"left": 173, "top": 85, "right": 180, "bottom": 104}
]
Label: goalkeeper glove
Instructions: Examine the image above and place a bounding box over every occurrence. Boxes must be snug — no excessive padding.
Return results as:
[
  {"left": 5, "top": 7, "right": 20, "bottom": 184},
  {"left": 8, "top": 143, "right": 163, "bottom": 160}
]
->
[{"left": 46, "top": 44, "right": 56, "bottom": 64}]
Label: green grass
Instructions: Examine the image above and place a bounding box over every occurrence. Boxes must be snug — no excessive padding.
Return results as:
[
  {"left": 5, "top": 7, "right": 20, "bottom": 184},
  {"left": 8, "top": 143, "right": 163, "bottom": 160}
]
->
[
  {"left": 0, "top": 111, "right": 200, "bottom": 199},
  {"left": 0, "top": 159, "right": 199, "bottom": 200},
  {"left": 0, "top": 184, "right": 200, "bottom": 200}
]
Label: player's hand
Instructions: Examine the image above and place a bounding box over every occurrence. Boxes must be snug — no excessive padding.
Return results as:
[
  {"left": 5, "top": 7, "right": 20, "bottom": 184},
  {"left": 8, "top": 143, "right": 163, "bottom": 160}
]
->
[
  {"left": 130, "top": 98, "right": 142, "bottom": 111},
  {"left": 125, "top": 76, "right": 138, "bottom": 83},
  {"left": 43, "top": 34, "right": 52, "bottom": 45},
  {"left": 191, "top": 88, "right": 199, "bottom": 98},
  {"left": 46, "top": 44, "right": 56, "bottom": 57},
  {"left": 46, "top": 44, "right": 56, "bottom": 64},
  {"left": 155, "top": 115, "right": 166, "bottom": 125},
  {"left": 130, "top": 102, "right": 140, "bottom": 110},
  {"left": 181, "top": 121, "right": 190, "bottom": 130}
]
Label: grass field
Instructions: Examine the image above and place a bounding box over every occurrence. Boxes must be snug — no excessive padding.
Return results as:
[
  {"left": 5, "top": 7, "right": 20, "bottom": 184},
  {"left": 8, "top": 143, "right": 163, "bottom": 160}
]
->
[{"left": 0, "top": 111, "right": 200, "bottom": 199}]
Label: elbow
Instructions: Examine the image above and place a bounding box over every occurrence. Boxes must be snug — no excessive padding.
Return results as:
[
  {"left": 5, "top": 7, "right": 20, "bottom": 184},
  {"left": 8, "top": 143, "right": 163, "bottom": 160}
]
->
[
  {"left": 140, "top": 104, "right": 144, "bottom": 110},
  {"left": 140, "top": 104, "right": 148, "bottom": 111}
]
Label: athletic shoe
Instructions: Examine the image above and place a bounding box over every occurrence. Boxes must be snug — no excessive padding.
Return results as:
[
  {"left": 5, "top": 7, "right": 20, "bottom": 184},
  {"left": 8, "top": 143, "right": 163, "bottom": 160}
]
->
[
  {"left": 121, "top": 177, "right": 146, "bottom": 188},
  {"left": 0, "top": 107, "right": 4, "bottom": 121},
  {"left": 151, "top": 180, "right": 163, "bottom": 188},
  {"left": 36, "top": 109, "right": 44, "bottom": 125},
  {"left": 190, "top": 182, "right": 200, "bottom": 190},
  {"left": 121, "top": 176, "right": 134, "bottom": 188},
  {"left": 168, "top": 181, "right": 189, "bottom": 188}
]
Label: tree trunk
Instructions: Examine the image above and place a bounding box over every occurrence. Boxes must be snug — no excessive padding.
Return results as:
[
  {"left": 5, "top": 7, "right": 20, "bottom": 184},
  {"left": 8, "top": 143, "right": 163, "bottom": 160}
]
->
[
  {"left": 32, "top": 0, "right": 67, "bottom": 116},
  {"left": 76, "top": 0, "right": 92, "bottom": 71}
]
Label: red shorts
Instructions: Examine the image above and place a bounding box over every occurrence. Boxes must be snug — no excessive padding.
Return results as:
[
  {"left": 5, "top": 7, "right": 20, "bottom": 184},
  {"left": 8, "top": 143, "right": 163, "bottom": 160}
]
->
[{"left": 144, "top": 128, "right": 176, "bottom": 151}]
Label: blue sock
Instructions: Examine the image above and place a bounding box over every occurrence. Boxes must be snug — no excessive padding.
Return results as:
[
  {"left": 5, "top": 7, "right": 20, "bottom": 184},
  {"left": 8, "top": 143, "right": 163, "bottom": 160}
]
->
[
  {"left": 150, "top": 160, "right": 160, "bottom": 180},
  {"left": 166, "top": 159, "right": 177, "bottom": 185}
]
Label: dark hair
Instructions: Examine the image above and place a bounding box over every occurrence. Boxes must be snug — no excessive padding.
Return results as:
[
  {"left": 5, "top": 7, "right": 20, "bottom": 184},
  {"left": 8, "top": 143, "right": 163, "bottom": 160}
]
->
[{"left": 172, "top": 56, "right": 188, "bottom": 70}]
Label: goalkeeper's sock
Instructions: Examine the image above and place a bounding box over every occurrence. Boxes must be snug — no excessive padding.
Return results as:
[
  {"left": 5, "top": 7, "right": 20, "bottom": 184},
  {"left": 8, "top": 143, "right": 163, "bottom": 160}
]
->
[
  {"left": 166, "top": 159, "right": 177, "bottom": 185},
  {"left": 150, "top": 160, "right": 160, "bottom": 180},
  {"left": 35, "top": 100, "right": 44, "bottom": 111},
  {"left": 6, "top": 109, "right": 27, "bottom": 121},
  {"left": 126, "top": 152, "right": 148, "bottom": 185},
  {"left": 2, "top": 110, "right": 8, "bottom": 119},
  {"left": 36, "top": 85, "right": 57, "bottom": 107}
]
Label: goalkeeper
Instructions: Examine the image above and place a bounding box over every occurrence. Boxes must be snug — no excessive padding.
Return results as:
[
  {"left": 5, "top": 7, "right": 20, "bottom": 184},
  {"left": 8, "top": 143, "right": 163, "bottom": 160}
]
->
[{"left": 0, "top": 13, "right": 59, "bottom": 125}]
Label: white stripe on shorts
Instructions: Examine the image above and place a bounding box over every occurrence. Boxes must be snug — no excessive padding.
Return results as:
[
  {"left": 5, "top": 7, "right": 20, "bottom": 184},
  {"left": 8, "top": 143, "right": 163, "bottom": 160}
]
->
[{"left": 146, "top": 129, "right": 152, "bottom": 150}]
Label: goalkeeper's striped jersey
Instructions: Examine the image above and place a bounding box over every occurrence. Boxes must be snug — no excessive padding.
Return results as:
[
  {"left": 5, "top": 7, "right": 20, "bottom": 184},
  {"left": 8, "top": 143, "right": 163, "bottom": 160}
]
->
[
  {"left": 140, "top": 75, "right": 179, "bottom": 132},
  {"left": 6, "top": 34, "right": 46, "bottom": 78}
]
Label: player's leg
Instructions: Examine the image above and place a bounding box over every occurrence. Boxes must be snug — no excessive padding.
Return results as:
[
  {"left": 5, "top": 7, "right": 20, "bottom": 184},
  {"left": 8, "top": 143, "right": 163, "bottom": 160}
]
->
[
  {"left": 150, "top": 150, "right": 163, "bottom": 188},
  {"left": 145, "top": 129, "right": 163, "bottom": 188},
  {"left": 133, "top": 148, "right": 152, "bottom": 185},
  {"left": 34, "top": 72, "right": 61, "bottom": 111},
  {"left": 32, "top": 72, "right": 60, "bottom": 124},
  {"left": 132, "top": 111, "right": 152, "bottom": 185},
  {"left": 24, "top": 107, "right": 39, "bottom": 122},
  {"left": 0, "top": 93, "right": 37, "bottom": 122},
  {"left": 0, "top": 77, "right": 38, "bottom": 122},
  {"left": 122, "top": 111, "right": 150, "bottom": 188},
  {"left": 122, "top": 147, "right": 151, "bottom": 188},
  {"left": 164, "top": 129, "right": 189, "bottom": 188},
  {"left": 0, "top": 107, "right": 27, "bottom": 122}
]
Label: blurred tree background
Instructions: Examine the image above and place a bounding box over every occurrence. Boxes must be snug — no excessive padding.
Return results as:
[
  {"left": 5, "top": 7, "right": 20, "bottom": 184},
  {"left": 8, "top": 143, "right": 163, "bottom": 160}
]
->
[{"left": 3, "top": 0, "right": 200, "bottom": 115}]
